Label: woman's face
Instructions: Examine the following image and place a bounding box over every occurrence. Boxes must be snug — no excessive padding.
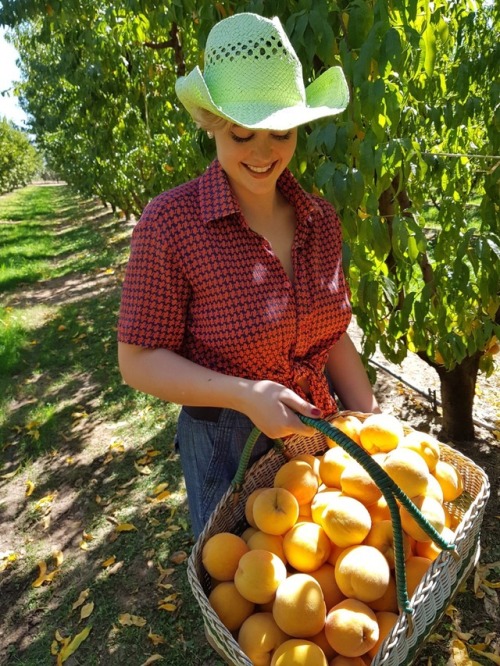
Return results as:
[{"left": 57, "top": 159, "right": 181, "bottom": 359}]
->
[{"left": 213, "top": 124, "right": 297, "bottom": 203}]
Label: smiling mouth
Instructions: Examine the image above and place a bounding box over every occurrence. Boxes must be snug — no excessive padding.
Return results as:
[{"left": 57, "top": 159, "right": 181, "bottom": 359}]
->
[{"left": 244, "top": 162, "right": 276, "bottom": 174}]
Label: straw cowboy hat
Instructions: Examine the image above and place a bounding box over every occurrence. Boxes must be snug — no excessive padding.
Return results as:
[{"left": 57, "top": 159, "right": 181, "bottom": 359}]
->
[{"left": 175, "top": 12, "right": 349, "bottom": 131}]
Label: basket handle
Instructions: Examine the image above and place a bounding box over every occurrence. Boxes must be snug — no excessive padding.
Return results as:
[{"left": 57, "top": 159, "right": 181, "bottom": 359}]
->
[{"left": 231, "top": 415, "right": 458, "bottom": 619}]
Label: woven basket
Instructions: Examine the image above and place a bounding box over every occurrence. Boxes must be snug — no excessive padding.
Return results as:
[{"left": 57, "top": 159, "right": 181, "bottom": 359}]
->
[{"left": 187, "top": 412, "right": 490, "bottom": 666}]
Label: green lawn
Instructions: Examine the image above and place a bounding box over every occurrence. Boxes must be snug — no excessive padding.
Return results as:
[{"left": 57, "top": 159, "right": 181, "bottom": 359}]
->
[{"left": 0, "top": 185, "right": 218, "bottom": 666}]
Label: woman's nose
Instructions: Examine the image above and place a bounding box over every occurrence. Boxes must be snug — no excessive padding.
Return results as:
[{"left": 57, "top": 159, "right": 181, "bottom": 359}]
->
[{"left": 252, "top": 136, "right": 273, "bottom": 161}]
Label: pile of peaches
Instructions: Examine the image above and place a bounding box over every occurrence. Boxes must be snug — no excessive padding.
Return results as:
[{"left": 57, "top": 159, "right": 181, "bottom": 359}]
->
[{"left": 201, "top": 413, "right": 464, "bottom": 666}]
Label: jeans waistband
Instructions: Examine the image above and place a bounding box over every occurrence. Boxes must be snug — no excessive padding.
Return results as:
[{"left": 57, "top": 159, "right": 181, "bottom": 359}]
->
[{"left": 182, "top": 405, "right": 223, "bottom": 423}]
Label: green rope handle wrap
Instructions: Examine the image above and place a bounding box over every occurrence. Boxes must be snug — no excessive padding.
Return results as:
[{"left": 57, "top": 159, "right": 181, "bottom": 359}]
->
[
  {"left": 231, "top": 430, "right": 287, "bottom": 503},
  {"left": 299, "top": 416, "right": 412, "bottom": 615}
]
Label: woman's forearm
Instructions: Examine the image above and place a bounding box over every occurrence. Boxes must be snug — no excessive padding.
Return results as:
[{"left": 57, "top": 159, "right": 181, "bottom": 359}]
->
[
  {"left": 117, "top": 342, "right": 321, "bottom": 439},
  {"left": 326, "top": 333, "right": 381, "bottom": 413}
]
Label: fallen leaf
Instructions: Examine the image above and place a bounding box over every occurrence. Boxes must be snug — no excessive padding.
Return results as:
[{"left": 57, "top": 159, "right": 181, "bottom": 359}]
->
[
  {"left": 152, "top": 483, "right": 169, "bottom": 495},
  {"left": 170, "top": 551, "right": 187, "bottom": 565},
  {"left": 468, "top": 647, "right": 500, "bottom": 665},
  {"left": 79, "top": 541, "right": 90, "bottom": 551},
  {"left": 151, "top": 490, "right": 170, "bottom": 503},
  {"left": 54, "top": 629, "right": 67, "bottom": 642},
  {"left": 53, "top": 550, "right": 64, "bottom": 567},
  {"left": 115, "top": 523, "right": 137, "bottom": 532},
  {"left": 32, "top": 561, "right": 60, "bottom": 587},
  {"left": 158, "top": 603, "right": 176, "bottom": 612},
  {"left": 148, "top": 629, "right": 166, "bottom": 646},
  {"left": 107, "top": 561, "right": 124, "bottom": 575},
  {"left": 80, "top": 601, "right": 94, "bottom": 621},
  {"left": 34, "top": 494, "right": 55, "bottom": 511},
  {"left": 25, "top": 480, "right": 35, "bottom": 496},
  {"left": 51, "top": 640, "right": 60, "bottom": 655},
  {"left": 102, "top": 556, "right": 117, "bottom": 568},
  {"left": 145, "top": 449, "right": 162, "bottom": 457},
  {"left": 450, "top": 639, "right": 482, "bottom": 666},
  {"left": 118, "top": 613, "right": 147, "bottom": 627},
  {"left": 140, "top": 656, "right": 163, "bottom": 666},
  {"left": 134, "top": 462, "right": 152, "bottom": 475},
  {"left": 1, "top": 466, "right": 20, "bottom": 479},
  {"left": 0, "top": 552, "right": 18, "bottom": 572},
  {"left": 82, "top": 531, "right": 94, "bottom": 542},
  {"left": 72, "top": 589, "right": 90, "bottom": 610},
  {"left": 57, "top": 625, "right": 92, "bottom": 665}
]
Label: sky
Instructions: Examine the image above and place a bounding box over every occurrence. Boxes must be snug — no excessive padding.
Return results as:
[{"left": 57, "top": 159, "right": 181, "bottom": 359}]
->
[{"left": 0, "top": 26, "right": 29, "bottom": 127}]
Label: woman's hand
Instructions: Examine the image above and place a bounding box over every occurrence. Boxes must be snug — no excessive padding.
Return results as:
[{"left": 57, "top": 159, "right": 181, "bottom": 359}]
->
[{"left": 237, "top": 379, "right": 322, "bottom": 440}]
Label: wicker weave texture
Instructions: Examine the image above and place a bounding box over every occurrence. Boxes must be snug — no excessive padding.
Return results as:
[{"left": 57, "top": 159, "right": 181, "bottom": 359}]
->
[{"left": 187, "top": 413, "right": 490, "bottom": 666}]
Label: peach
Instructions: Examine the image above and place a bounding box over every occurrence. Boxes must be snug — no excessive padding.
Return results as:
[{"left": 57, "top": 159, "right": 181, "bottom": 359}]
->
[
  {"left": 335, "top": 545, "right": 391, "bottom": 603},
  {"left": 234, "top": 549, "right": 287, "bottom": 604},
  {"left": 283, "top": 521, "right": 331, "bottom": 572},
  {"left": 369, "top": 575, "right": 398, "bottom": 613},
  {"left": 367, "top": 611, "right": 399, "bottom": 658},
  {"left": 308, "top": 563, "right": 345, "bottom": 611},
  {"left": 253, "top": 487, "right": 300, "bottom": 535},
  {"left": 320, "top": 495, "right": 372, "bottom": 548},
  {"left": 405, "top": 555, "right": 432, "bottom": 598},
  {"left": 382, "top": 448, "right": 430, "bottom": 498},
  {"left": 359, "top": 413, "right": 404, "bottom": 454},
  {"left": 400, "top": 495, "right": 445, "bottom": 542},
  {"left": 208, "top": 581, "right": 255, "bottom": 632},
  {"left": 325, "top": 599, "right": 379, "bottom": 657},
  {"left": 433, "top": 460, "right": 463, "bottom": 501},
  {"left": 340, "top": 460, "right": 382, "bottom": 505},
  {"left": 202, "top": 532, "right": 249, "bottom": 581},
  {"left": 319, "top": 447, "right": 352, "bottom": 488},
  {"left": 247, "top": 531, "right": 287, "bottom": 564},
  {"left": 400, "top": 430, "right": 440, "bottom": 471},
  {"left": 274, "top": 459, "right": 319, "bottom": 506},
  {"left": 245, "top": 488, "right": 267, "bottom": 528},
  {"left": 415, "top": 526, "right": 455, "bottom": 561},
  {"left": 292, "top": 453, "right": 322, "bottom": 478},
  {"left": 238, "top": 612, "right": 288, "bottom": 666},
  {"left": 311, "top": 489, "right": 342, "bottom": 525},
  {"left": 363, "top": 520, "right": 412, "bottom": 569},
  {"left": 273, "top": 573, "right": 326, "bottom": 638},
  {"left": 271, "top": 639, "right": 328, "bottom": 666},
  {"left": 329, "top": 414, "right": 363, "bottom": 447}
]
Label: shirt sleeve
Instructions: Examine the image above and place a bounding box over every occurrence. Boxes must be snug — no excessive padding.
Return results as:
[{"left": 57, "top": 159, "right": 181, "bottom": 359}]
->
[{"left": 117, "top": 197, "right": 190, "bottom": 350}]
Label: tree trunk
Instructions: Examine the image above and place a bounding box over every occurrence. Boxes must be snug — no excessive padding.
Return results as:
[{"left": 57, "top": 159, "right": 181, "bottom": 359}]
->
[{"left": 434, "top": 353, "right": 481, "bottom": 442}]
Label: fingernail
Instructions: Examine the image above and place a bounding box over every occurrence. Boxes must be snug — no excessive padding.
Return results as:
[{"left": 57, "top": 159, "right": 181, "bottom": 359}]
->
[{"left": 311, "top": 407, "right": 322, "bottom": 417}]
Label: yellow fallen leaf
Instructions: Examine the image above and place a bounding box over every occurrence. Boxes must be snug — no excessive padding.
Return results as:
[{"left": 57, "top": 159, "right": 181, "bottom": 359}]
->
[
  {"left": 469, "top": 647, "right": 500, "bottom": 665},
  {"left": 148, "top": 629, "right": 166, "bottom": 646},
  {"left": 0, "top": 552, "right": 18, "bottom": 571},
  {"left": 32, "top": 561, "right": 60, "bottom": 587},
  {"left": 450, "top": 639, "right": 482, "bottom": 666},
  {"left": 134, "top": 462, "right": 152, "bottom": 475},
  {"left": 136, "top": 455, "right": 150, "bottom": 465},
  {"left": 80, "top": 601, "right": 94, "bottom": 621},
  {"left": 82, "top": 531, "right": 94, "bottom": 542},
  {"left": 1, "top": 466, "right": 20, "bottom": 479},
  {"left": 72, "top": 589, "right": 90, "bottom": 610},
  {"left": 34, "top": 494, "right": 55, "bottom": 510},
  {"left": 158, "top": 593, "right": 178, "bottom": 604},
  {"left": 51, "top": 639, "right": 60, "bottom": 655},
  {"left": 25, "top": 480, "right": 35, "bottom": 497},
  {"left": 115, "top": 523, "right": 137, "bottom": 532},
  {"left": 57, "top": 625, "right": 92, "bottom": 665},
  {"left": 118, "top": 613, "right": 147, "bottom": 627},
  {"left": 53, "top": 550, "right": 64, "bottom": 567},
  {"left": 158, "top": 603, "right": 176, "bottom": 612},
  {"left": 152, "top": 482, "right": 169, "bottom": 495},
  {"left": 102, "top": 556, "right": 116, "bottom": 568},
  {"left": 145, "top": 449, "right": 162, "bottom": 457},
  {"left": 152, "top": 490, "right": 170, "bottom": 503},
  {"left": 79, "top": 541, "right": 90, "bottom": 551},
  {"left": 54, "top": 629, "right": 67, "bottom": 642},
  {"left": 140, "top": 656, "right": 163, "bottom": 666}
]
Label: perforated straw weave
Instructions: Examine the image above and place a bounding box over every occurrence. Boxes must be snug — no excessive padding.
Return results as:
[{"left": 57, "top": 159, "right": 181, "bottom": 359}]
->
[
  {"left": 175, "top": 13, "right": 349, "bottom": 130},
  {"left": 187, "top": 412, "right": 490, "bottom": 666}
]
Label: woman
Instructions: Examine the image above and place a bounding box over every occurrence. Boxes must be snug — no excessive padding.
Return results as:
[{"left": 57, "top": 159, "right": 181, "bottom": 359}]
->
[{"left": 117, "top": 13, "right": 380, "bottom": 537}]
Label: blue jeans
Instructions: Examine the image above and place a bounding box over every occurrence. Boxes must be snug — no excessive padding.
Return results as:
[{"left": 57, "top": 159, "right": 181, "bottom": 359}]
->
[{"left": 175, "top": 408, "right": 274, "bottom": 539}]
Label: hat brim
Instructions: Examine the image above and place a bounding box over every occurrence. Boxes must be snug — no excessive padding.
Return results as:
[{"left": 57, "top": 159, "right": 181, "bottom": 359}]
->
[{"left": 175, "top": 65, "right": 349, "bottom": 131}]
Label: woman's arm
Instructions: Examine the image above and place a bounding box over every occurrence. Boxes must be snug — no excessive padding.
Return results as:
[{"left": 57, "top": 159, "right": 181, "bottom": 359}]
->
[
  {"left": 326, "top": 333, "right": 381, "bottom": 413},
  {"left": 118, "top": 342, "right": 321, "bottom": 439}
]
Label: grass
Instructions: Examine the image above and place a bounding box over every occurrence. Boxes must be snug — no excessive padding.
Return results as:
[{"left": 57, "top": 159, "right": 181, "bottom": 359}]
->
[
  {"left": 1, "top": 184, "right": 498, "bottom": 666},
  {"left": 0, "top": 185, "right": 219, "bottom": 665}
]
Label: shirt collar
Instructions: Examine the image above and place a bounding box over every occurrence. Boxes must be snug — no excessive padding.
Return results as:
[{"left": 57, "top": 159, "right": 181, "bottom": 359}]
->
[{"left": 199, "top": 159, "right": 322, "bottom": 225}]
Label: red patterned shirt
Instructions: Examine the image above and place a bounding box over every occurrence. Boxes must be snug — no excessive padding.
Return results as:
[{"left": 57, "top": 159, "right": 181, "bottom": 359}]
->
[{"left": 118, "top": 160, "right": 352, "bottom": 415}]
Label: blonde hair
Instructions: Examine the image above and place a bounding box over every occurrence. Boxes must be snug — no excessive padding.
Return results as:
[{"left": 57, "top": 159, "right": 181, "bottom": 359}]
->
[{"left": 190, "top": 106, "right": 231, "bottom": 133}]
